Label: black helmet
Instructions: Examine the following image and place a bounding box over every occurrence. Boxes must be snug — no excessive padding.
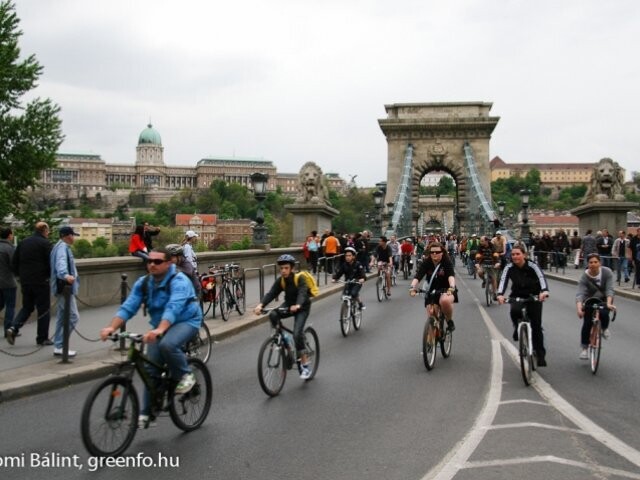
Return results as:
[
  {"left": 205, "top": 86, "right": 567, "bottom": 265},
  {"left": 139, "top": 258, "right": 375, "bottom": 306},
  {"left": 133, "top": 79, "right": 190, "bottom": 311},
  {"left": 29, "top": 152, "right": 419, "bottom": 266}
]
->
[
  {"left": 166, "top": 244, "right": 183, "bottom": 256},
  {"left": 277, "top": 254, "right": 296, "bottom": 265}
]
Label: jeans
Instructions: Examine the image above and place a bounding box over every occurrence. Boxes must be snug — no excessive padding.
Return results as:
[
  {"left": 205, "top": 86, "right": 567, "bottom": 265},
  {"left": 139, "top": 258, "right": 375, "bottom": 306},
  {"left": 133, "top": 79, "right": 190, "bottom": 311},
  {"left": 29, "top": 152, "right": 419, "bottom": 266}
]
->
[
  {"left": 12, "top": 283, "right": 51, "bottom": 343},
  {"left": 53, "top": 293, "right": 80, "bottom": 349},
  {"left": 142, "top": 322, "right": 198, "bottom": 415},
  {"left": 581, "top": 305, "right": 610, "bottom": 347},
  {"left": 1, "top": 287, "right": 17, "bottom": 332},
  {"left": 615, "top": 257, "right": 629, "bottom": 282},
  {"left": 269, "top": 304, "right": 310, "bottom": 353}
]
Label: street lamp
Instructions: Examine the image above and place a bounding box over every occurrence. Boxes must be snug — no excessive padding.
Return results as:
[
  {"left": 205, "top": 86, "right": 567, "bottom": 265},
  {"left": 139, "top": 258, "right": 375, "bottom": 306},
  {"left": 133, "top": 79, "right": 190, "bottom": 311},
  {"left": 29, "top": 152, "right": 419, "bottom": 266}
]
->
[
  {"left": 386, "top": 202, "right": 394, "bottom": 232},
  {"left": 250, "top": 172, "right": 269, "bottom": 246},
  {"left": 520, "top": 188, "right": 531, "bottom": 243},
  {"left": 373, "top": 189, "right": 384, "bottom": 237}
]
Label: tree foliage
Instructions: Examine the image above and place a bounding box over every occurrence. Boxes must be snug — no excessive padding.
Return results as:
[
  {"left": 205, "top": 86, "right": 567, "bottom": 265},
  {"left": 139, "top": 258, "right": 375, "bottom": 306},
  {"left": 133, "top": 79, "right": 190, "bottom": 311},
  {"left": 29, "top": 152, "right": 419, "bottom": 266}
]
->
[{"left": 0, "top": 1, "right": 64, "bottom": 222}]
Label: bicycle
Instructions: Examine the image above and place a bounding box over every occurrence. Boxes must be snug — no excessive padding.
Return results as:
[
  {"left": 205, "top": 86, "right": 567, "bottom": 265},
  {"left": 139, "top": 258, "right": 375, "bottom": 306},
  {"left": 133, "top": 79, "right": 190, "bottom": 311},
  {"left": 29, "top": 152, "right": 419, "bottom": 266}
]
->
[
  {"left": 256, "top": 308, "right": 320, "bottom": 397},
  {"left": 218, "top": 263, "right": 246, "bottom": 321},
  {"left": 376, "top": 263, "right": 391, "bottom": 302},
  {"left": 467, "top": 251, "right": 477, "bottom": 278},
  {"left": 401, "top": 254, "right": 412, "bottom": 280},
  {"left": 184, "top": 320, "right": 212, "bottom": 364},
  {"left": 583, "top": 298, "right": 617, "bottom": 375},
  {"left": 338, "top": 279, "right": 363, "bottom": 337},
  {"left": 80, "top": 332, "right": 212, "bottom": 457},
  {"left": 503, "top": 296, "right": 541, "bottom": 386},
  {"left": 412, "top": 288, "right": 453, "bottom": 371},
  {"left": 200, "top": 266, "right": 221, "bottom": 319},
  {"left": 483, "top": 264, "right": 499, "bottom": 307}
]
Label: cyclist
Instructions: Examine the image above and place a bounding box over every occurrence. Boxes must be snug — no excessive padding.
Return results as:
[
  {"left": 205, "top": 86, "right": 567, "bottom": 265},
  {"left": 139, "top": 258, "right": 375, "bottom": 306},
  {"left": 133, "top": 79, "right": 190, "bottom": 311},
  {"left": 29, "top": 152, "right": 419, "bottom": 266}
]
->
[
  {"left": 166, "top": 243, "right": 200, "bottom": 294},
  {"left": 374, "top": 236, "right": 393, "bottom": 296},
  {"left": 332, "top": 246, "right": 366, "bottom": 310},
  {"left": 475, "top": 236, "right": 500, "bottom": 296},
  {"left": 409, "top": 241, "right": 456, "bottom": 332},
  {"left": 466, "top": 233, "right": 480, "bottom": 274},
  {"left": 400, "top": 238, "right": 414, "bottom": 275},
  {"left": 99, "top": 248, "right": 201, "bottom": 427},
  {"left": 492, "top": 231, "right": 508, "bottom": 268},
  {"left": 497, "top": 245, "right": 550, "bottom": 366},
  {"left": 254, "top": 254, "right": 313, "bottom": 380},
  {"left": 575, "top": 253, "right": 615, "bottom": 360},
  {"left": 389, "top": 235, "right": 401, "bottom": 275}
]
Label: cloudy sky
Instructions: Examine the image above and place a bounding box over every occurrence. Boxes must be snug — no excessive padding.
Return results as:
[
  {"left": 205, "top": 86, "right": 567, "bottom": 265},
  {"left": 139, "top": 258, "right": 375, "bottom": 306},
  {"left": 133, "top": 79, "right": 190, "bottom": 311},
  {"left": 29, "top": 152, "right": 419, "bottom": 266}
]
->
[{"left": 14, "top": 0, "right": 640, "bottom": 186}]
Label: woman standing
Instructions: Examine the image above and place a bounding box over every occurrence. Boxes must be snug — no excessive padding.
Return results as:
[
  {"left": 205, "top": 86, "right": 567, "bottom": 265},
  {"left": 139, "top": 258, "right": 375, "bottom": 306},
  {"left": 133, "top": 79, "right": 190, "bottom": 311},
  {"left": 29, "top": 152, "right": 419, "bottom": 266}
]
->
[{"left": 181, "top": 230, "right": 199, "bottom": 275}]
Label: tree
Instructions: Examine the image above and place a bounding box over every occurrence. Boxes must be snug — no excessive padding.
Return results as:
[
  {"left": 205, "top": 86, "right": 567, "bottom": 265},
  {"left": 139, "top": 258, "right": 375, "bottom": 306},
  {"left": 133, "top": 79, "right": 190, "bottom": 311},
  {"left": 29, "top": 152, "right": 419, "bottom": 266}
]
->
[{"left": 0, "top": 1, "right": 64, "bottom": 221}]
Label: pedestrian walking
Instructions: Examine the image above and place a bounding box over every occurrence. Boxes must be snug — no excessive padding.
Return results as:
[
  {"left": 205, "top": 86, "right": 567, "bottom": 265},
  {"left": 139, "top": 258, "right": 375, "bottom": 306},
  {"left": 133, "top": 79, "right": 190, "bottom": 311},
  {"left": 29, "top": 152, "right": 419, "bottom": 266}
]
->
[{"left": 0, "top": 227, "right": 17, "bottom": 337}]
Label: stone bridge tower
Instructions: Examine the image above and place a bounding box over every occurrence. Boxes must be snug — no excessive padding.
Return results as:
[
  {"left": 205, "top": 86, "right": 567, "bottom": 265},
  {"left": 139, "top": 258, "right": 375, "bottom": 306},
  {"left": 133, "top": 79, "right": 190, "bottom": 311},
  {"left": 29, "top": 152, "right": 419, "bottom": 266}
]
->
[{"left": 378, "top": 102, "right": 499, "bottom": 232}]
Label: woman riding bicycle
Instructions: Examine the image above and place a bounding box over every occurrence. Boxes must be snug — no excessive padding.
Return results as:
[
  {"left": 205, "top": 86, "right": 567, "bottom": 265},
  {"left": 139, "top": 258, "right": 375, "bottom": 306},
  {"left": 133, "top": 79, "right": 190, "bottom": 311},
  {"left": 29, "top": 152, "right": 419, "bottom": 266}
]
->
[
  {"left": 409, "top": 242, "right": 456, "bottom": 332},
  {"left": 575, "top": 252, "right": 616, "bottom": 360},
  {"left": 332, "top": 246, "right": 366, "bottom": 310},
  {"left": 254, "top": 254, "right": 313, "bottom": 380},
  {"left": 496, "top": 245, "right": 550, "bottom": 366}
]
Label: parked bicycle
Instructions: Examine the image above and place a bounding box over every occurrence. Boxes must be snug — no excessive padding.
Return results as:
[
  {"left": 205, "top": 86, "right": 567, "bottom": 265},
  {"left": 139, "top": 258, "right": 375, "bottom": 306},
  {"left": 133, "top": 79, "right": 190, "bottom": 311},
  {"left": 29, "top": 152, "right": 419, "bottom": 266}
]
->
[
  {"left": 80, "top": 332, "right": 212, "bottom": 457},
  {"left": 338, "top": 279, "right": 363, "bottom": 337},
  {"left": 583, "top": 297, "right": 617, "bottom": 374},
  {"left": 412, "top": 288, "right": 453, "bottom": 371},
  {"left": 200, "top": 265, "right": 221, "bottom": 319},
  {"left": 218, "top": 263, "right": 246, "bottom": 321},
  {"left": 256, "top": 307, "right": 320, "bottom": 397},
  {"left": 503, "top": 296, "right": 541, "bottom": 386}
]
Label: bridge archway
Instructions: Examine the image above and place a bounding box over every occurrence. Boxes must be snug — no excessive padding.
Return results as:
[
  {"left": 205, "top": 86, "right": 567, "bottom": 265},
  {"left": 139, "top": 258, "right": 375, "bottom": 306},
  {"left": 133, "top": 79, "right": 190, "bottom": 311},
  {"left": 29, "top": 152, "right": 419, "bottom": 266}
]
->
[{"left": 378, "top": 102, "right": 499, "bottom": 235}]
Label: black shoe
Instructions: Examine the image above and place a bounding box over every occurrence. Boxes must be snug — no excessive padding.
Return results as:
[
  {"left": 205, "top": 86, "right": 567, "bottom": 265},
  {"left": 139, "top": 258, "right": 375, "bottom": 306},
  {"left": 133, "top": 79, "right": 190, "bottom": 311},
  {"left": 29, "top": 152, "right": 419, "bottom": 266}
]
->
[
  {"left": 37, "top": 339, "right": 54, "bottom": 346},
  {"left": 447, "top": 319, "right": 456, "bottom": 332},
  {"left": 537, "top": 352, "right": 547, "bottom": 367},
  {"left": 5, "top": 328, "right": 15, "bottom": 345},
  {"left": 512, "top": 328, "right": 518, "bottom": 342}
]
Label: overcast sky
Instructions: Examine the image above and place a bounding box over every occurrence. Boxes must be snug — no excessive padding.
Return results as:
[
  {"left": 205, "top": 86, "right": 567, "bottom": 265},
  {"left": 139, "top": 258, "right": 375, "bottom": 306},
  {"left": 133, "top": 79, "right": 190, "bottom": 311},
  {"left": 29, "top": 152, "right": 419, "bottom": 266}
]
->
[{"left": 14, "top": 0, "right": 640, "bottom": 187}]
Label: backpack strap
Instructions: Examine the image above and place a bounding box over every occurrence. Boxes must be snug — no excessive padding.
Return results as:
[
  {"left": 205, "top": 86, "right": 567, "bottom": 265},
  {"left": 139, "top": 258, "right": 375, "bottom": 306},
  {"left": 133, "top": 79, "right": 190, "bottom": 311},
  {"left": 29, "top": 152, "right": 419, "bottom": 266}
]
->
[{"left": 142, "top": 272, "right": 178, "bottom": 316}]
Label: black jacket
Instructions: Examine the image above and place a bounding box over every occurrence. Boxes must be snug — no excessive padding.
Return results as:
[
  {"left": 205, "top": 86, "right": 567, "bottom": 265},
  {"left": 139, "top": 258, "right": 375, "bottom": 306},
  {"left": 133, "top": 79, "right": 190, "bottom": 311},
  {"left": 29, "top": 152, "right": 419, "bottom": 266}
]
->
[
  {"left": 261, "top": 274, "right": 311, "bottom": 310},
  {"left": 12, "top": 232, "right": 52, "bottom": 285},
  {"left": 497, "top": 260, "right": 548, "bottom": 298},
  {"left": 333, "top": 261, "right": 366, "bottom": 282},
  {"left": 413, "top": 257, "right": 455, "bottom": 292}
]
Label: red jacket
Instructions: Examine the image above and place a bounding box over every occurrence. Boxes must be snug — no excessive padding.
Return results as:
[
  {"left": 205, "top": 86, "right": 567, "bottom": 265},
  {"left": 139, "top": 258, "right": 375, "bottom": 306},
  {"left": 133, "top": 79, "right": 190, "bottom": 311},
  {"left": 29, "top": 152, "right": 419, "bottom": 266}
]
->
[{"left": 129, "top": 234, "right": 147, "bottom": 253}]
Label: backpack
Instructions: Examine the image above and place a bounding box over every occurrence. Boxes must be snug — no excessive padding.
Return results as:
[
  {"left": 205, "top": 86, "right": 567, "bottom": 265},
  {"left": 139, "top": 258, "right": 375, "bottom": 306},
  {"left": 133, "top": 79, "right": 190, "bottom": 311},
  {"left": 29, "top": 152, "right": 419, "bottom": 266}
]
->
[{"left": 280, "top": 271, "right": 319, "bottom": 297}]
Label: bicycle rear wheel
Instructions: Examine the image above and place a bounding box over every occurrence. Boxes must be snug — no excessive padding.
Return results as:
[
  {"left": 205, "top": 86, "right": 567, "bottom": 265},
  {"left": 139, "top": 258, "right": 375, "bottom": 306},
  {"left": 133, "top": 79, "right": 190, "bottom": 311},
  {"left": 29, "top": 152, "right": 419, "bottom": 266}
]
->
[
  {"left": 422, "top": 319, "right": 437, "bottom": 370},
  {"left": 485, "top": 276, "right": 493, "bottom": 307},
  {"left": 376, "top": 277, "right": 384, "bottom": 302},
  {"left": 257, "top": 336, "right": 287, "bottom": 396},
  {"left": 340, "top": 300, "right": 351, "bottom": 337},
  {"left": 403, "top": 262, "right": 409, "bottom": 280},
  {"left": 518, "top": 323, "right": 534, "bottom": 386},
  {"left": 352, "top": 303, "right": 362, "bottom": 331},
  {"left": 303, "top": 326, "right": 320, "bottom": 381},
  {"left": 219, "top": 285, "right": 232, "bottom": 321},
  {"left": 589, "top": 322, "right": 602, "bottom": 374},
  {"left": 234, "top": 280, "right": 246, "bottom": 315},
  {"left": 186, "top": 322, "right": 212, "bottom": 364},
  {"left": 81, "top": 376, "right": 139, "bottom": 458},
  {"left": 170, "top": 358, "right": 212, "bottom": 431}
]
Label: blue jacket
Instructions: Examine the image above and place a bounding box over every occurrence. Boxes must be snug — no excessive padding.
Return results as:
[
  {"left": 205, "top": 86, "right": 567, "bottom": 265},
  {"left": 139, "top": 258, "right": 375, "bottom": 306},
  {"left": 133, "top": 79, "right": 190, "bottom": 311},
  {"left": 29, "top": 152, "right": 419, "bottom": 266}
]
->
[
  {"left": 116, "top": 263, "right": 202, "bottom": 329},
  {"left": 50, "top": 240, "right": 79, "bottom": 296}
]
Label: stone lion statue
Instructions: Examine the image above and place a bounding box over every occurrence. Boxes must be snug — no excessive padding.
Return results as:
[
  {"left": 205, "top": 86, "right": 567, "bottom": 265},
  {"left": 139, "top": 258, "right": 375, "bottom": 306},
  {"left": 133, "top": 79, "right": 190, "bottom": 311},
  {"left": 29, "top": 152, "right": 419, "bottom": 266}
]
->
[
  {"left": 295, "top": 161, "right": 331, "bottom": 205},
  {"left": 581, "top": 157, "right": 626, "bottom": 204}
]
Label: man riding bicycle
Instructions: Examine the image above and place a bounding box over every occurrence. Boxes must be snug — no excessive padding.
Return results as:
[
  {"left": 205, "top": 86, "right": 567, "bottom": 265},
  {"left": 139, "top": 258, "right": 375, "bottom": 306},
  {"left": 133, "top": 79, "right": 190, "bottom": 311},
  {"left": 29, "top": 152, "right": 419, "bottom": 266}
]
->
[
  {"left": 497, "top": 245, "right": 550, "bottom": 366},
  {"left": 374, "top": 236, "right": 393, "bottom": 296},
  {"left": 409, "top": 242, "right": 456, "bottom": 332},
  {"left": 475, "top": 236, "right": 500, "bottom": 295},
  {"left": 332, "top": 246, "right": 366, "bottom": 310},
  {"left": 100, "top": 248, "right": 202, "bottom": 428},
  {"left": 400, "top": 238, "right": 414, "bottom": 275},
  {"left": 389, "top": 235, "right": 401, "bottom": 274},
  {"left": 254, "top": 254, "right": 313, "bottom": 380}
]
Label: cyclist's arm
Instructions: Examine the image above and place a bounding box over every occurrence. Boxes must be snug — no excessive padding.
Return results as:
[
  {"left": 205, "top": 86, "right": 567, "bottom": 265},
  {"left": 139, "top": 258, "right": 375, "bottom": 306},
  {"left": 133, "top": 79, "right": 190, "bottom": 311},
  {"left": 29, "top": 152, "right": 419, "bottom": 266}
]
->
[
  {"left": 144, "top": 319, "right": 171, "bottom": 343},
  {"left": 100, "top": 316, "right": 125, "bottom": 340}
]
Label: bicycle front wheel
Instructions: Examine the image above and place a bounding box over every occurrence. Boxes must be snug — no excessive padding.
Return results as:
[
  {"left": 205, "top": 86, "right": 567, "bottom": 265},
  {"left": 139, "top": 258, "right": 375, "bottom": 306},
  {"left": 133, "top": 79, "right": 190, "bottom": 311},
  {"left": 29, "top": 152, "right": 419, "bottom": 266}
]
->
[
  {"left": 352, "top": 303, "right": 362, "bottom": 331},
  {"left": 440, "top": 320, "right": 452, "bottom": 358},
  {"left": 81, "top": 376, "right": 139, "bottom": 458},
  {"left": 303, "top": 327, "right": 320, "bottom": 380},
  {"left": 518, "top": 323, "right": 534, "bottom": 386},
  {"left": 234, "top": 280, "right": 246, "bottom": 315},
  {"left": 219, "top": 285, "right": 232, "bottom": 321},
  {"left": 186, "top": 322, "right": 212, "bottom": 364},
  {"left": 589, "top": 323, "right": 602, "bottom": 374},
  {"left": 376, "top": 277, "right": 384, "bottom": 302},
  {"left": 257, "top": 336, "right": 287, "bottom": 396},
  {"left": 340, "top": 300, "right": 351, "bottom": 337},
  {"left": 422, "top": 319, "right": 437, "bottom": 370},
  {"left": 170, "top": 358, "right": 212, "bottom": 431}
]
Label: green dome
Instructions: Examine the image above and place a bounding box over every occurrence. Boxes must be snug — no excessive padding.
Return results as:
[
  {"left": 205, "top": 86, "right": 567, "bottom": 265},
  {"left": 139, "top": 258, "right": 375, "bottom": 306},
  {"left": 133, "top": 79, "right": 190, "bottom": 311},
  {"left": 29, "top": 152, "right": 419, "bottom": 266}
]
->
[{"left": 138, "top": 123, "right": 162, "bottom": 145}]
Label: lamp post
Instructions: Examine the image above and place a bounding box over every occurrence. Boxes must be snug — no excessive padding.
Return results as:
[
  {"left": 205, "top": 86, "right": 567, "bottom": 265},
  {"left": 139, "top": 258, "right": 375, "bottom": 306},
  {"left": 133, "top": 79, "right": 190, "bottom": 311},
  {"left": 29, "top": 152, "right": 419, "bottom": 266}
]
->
[
  {"left": 520, "top": 188, "right": 531, "bottom": 243},
  {"left": 386, "top": 202, "right": 394, "bottom": 232},
  {"left": 497, "top": 200, "right": 505, "bottom": 233},
  {"left": 250, "top": 172, "right": 269, "bottom": 246},
  {"left": 372, "top": 189, "right": 384, "bottom": 237}
]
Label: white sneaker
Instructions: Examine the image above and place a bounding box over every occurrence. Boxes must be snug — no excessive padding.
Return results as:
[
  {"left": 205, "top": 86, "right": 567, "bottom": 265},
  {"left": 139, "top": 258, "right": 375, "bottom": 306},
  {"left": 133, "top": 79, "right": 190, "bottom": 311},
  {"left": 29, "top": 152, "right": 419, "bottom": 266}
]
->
[
  {"left": 53, "top": 348, "right": 76, "bottom": 357},
  {"left": 602, "top": 329, "right": 611, "bottom": 339},
  {"left": 138, "top": 415, "right": 157, "bottom": 429},
  {"left": 175, "top": 372, "right": 196, "bottom": 394},
  {"left": 579, "top": 348, "right": 588, "bottom": 360},
  {"left": 299, "top": 364, "right": 312, "bottom": 380}
]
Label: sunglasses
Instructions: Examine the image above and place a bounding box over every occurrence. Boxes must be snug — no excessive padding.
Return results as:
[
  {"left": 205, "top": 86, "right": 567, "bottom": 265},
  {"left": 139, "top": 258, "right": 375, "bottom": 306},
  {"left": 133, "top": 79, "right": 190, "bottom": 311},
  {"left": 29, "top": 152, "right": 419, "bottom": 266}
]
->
[
  {"left": 146, "top": 259, "right": 167, "bottom": 265},
  {"left": 430, "top": 251, "right": 443, "bottom": 255}
]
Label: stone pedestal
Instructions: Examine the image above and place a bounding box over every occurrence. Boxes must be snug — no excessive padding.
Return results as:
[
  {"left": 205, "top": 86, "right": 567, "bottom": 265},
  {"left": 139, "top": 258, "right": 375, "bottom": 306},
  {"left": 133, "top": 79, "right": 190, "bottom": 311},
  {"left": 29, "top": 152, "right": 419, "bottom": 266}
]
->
[
  {"left": 285, "top": 203, "right": 340, "bottom": 245},
  {"left": 571, "top": 201, "right": 638, "bottom": 233}
]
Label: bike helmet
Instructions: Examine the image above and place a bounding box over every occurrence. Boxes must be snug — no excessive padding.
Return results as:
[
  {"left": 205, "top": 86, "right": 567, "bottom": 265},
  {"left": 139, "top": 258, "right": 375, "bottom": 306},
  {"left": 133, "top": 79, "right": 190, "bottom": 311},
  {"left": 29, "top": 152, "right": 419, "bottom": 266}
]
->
[
  {"left": 166, "top": 243, "right": 184, "bottom": 256},
  {"left": 277, "top": 254, "right": 296, "bottom": 265},
  {"left": 344, "top": 247, "right": 357, "bottom": 255}
]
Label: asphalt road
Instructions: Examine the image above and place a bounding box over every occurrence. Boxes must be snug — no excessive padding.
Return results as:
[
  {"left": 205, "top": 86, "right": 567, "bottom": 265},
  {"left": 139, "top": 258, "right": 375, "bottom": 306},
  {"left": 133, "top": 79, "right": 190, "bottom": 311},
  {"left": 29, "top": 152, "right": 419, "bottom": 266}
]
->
[{"left": 1, "top": 266, "right": 639, "bottom": 480}]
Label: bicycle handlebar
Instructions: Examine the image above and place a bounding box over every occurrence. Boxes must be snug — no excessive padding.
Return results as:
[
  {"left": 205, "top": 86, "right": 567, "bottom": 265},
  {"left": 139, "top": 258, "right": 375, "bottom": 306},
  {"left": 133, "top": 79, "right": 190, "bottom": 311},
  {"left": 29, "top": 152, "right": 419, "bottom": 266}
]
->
[
  {"left": 107, "top": 332, "right": 145, "bottom": 343},
  {"left": 503, "top": 295, "right": 542, "bottom": 304}
]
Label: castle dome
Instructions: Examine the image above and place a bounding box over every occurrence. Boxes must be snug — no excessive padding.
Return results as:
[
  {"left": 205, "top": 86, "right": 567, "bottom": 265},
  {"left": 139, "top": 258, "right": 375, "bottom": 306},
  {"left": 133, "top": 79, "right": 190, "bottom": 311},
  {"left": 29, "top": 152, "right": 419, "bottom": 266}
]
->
[{"left": 138, "top": 123, "right": 162, "bottom": 145}]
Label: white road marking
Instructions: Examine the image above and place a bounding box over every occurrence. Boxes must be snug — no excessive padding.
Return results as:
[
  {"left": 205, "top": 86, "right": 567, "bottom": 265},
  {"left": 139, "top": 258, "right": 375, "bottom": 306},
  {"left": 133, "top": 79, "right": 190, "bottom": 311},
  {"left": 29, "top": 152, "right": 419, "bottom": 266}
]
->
[{"left": 486, "top": 422, "right": 586, "bottom": 435}]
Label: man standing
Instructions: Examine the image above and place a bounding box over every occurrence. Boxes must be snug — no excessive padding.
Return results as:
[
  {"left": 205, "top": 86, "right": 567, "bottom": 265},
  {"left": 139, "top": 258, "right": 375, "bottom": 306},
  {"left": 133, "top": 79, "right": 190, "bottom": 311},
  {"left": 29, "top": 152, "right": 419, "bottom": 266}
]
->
[
  {"left": 321, "top": 231, "right": 340, "bottom": 274},
  {"left": 0, "top": 227, "right": 17, "bottom": 337},
  {"left": 596, "top": 228, "right": 613, "bottom": 268},
  {"left": 612, "top": 230, "right": 630, "bottom": 283},
  {"left": 143, "top": 222, "right": 161, "bottom": 251},
  {"left": 6, "top": 222, "right": 52, "bottom": 346},
  {"left": 51, "top": 226, "right": 80, "bottom": 357},
  {"left": 629, "top": 228, "right": 640, "bottom": 287}
]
